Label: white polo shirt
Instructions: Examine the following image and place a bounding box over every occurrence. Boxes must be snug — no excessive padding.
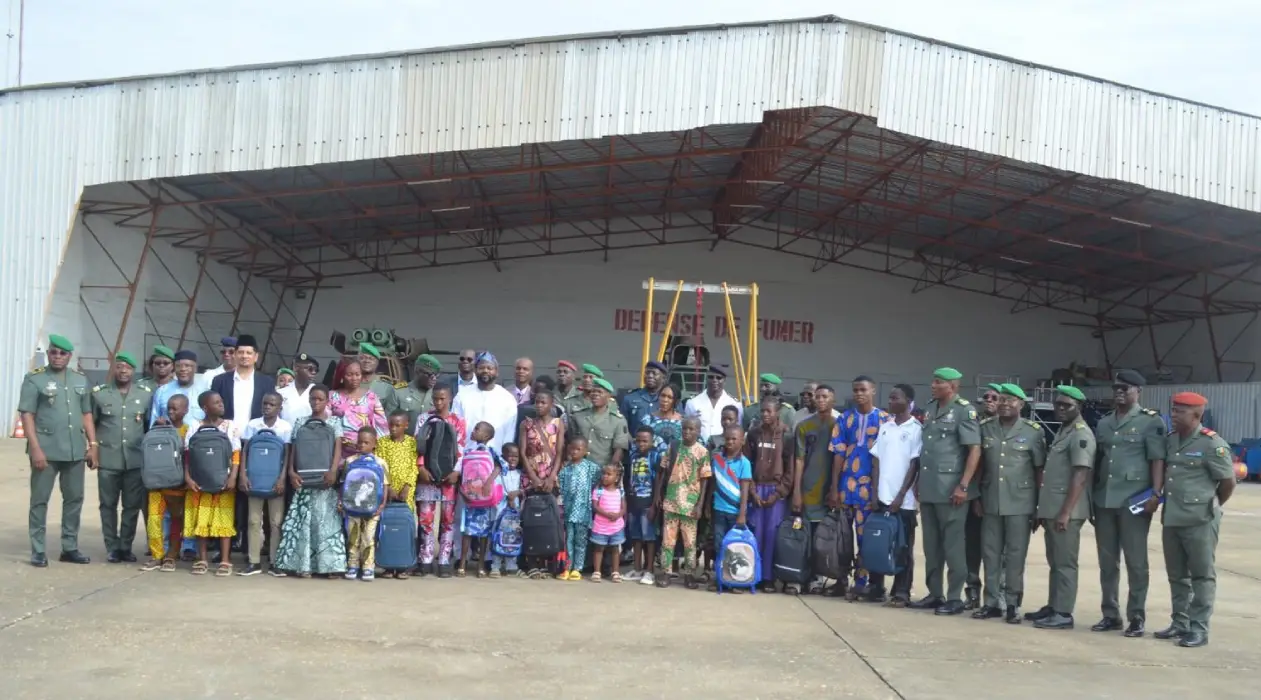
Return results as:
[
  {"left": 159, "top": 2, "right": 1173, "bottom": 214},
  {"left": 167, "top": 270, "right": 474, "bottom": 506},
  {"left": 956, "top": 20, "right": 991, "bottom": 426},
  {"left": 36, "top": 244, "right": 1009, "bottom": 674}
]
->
[
  {"left": 870, "top": 416, "right": 923, "bottom": 511},
  {"left": 279, "top": 383, "right": 313, "bottom": 424},
  {"left": 684, "top": 391, "right": 743, "bottom": 440}
]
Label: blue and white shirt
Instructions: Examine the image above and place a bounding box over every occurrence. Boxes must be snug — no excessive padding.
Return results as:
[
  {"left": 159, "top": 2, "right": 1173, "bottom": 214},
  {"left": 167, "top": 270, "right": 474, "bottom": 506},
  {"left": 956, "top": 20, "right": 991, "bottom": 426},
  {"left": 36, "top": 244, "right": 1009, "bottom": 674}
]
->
[{"left": 711, "top": 451, "right": 752, "bottom": 515}]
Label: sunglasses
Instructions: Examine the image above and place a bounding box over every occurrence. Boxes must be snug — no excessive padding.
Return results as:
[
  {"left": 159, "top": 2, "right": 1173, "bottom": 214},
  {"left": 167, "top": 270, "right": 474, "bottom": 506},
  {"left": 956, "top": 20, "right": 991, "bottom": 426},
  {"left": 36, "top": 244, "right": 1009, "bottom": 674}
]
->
[
  {"left": 48, "top": 348, "right": 70, "bottom": 357},
  {"left": 459, "top": 356, "right": 474, "bottom": 362}
]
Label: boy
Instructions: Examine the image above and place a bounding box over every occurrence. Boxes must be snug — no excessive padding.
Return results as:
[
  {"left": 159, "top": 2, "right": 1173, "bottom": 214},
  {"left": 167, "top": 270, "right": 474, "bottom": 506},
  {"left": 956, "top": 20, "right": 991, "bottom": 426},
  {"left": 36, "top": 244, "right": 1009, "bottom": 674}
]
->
[
  {"left": 457, "top": 422, "right": 504, "bottom": 578},
  {"left": 147, "top": 393, "right": 193, "bottom": 570},
  {"left": 654, "top": 417, "right": 711, "bottom": 588},
  {"left": 625, "top": 426, "right": 663, "bottom": 585},
  {"left": 706, "top": 406, "right": 741, "bottom": 452},
  {"left": 342, "top": 427, "right": 390, "bottom": 581},
  {"left": 238, "top": 391, "right": 292, "bottom": 576},
  {"left": 709, "top": 423, "right": 752, "bottom": 591},
  {"left": 556, "top": 436, "right": 602, "bottom": 580},
  {"left": 747, "top": 395, "right": 794, "bottom": 593},
  {"left": 869, "top": 384, "right": 922, "bottom": 607}
]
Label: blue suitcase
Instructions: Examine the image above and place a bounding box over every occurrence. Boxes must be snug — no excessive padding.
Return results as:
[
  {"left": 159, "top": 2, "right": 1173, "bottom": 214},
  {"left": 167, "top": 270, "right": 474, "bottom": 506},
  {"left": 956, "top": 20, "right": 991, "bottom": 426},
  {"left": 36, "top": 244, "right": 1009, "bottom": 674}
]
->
[
  {"left": 244, "top": 429, "right": 287, "bottom": 498},
  {"left": 376, "top": 502, "right": 417, "bottom": 570},
  {"left": 860, "top": 511, "right": 906, "bottom": 576}
]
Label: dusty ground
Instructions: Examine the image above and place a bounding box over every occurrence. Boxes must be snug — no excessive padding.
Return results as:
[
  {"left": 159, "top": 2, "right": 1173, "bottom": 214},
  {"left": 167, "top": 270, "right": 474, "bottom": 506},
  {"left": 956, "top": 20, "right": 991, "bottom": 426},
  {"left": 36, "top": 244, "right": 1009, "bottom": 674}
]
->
[{"left": 0, "top": 438, "right": 1257, "bottom": 699}]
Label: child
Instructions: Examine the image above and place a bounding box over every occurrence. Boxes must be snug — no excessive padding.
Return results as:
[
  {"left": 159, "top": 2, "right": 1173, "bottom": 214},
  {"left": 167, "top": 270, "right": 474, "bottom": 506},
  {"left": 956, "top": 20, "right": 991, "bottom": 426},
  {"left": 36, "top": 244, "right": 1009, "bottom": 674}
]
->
[
  {"left": 706, "top": 406, "right": 741, "bottom": 452},
  {"left": 415, "top": 385, "right": 465, "bottom": 578},
  {"left": 342, "top": 427, "right": 390, "bottom": 581},
  {"left": 239, "top": 391, "right": 293, "bottom": 577},
  {"left": 589, "top": 464, "right": 627, "bottom": 583},
  {"left": 143, "top": 393, "right": 191, "bottom": 572},
  {"left": 699, "top": 406, "right": 740, "bottom": 573},
  {"left": 709, "top": 423, "right": 752, "bottom": 592},
  {"left": 376, "top": 410, "right": 420, "bottom": 579},
  {"left": 490, "top": 442, "right": 524, "bottom": 578},
  {"left": 274, "top": 385, "right": 348, "bottom": 579},
  {"left": 746, "top": 395, "right": 793, "bottom": 593},
  {"left": 654, "top": 417, "right": 710, "bottom": 589},
  {"left": 869, "top": 384, "right": 922, "bottom": 608},
  {"left": 555, "top": 436, "right": 601, "bottom": 581},
  {"left": 457, "top": 422, "right": 503, "bottom": 579},
  {"left": 183, "top": 391, "right": 242, "bottom": 577},
  {"left": 625, "top": 425, "right": 663, "bottom": 586}
]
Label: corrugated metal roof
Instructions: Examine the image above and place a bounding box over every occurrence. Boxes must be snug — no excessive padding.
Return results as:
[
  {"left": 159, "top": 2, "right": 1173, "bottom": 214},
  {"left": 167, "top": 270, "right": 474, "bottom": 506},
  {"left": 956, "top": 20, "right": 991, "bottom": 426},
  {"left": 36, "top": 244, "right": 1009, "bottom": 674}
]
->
[{"left": 3, "top": 15, "right": 1261, "bottom": 423}]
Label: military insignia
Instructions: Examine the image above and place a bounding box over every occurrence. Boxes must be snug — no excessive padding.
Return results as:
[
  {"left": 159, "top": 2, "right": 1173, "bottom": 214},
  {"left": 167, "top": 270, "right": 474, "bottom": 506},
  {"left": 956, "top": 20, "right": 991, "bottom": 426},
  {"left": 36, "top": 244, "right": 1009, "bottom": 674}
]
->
[
  {"left": 1215, "top": 446, "right": 1228, "bottom": 457},
  {"left": 1014, "top": 437, "right": 1027, "bottom": 444},
  {"left": 1186, "top": 451, "right": 1203, "bottom": 457},
  {"left": 1079, "top": 439, "right": 1088, "bottom": 448},
  {"left": 1142, "top": 408, "right": 1157, "bottom": 416},
  {"left": 1200, "top": 428, "right": 1217, "bottom": 437},
  {"left": 31, "top": 366, "right": 45, "bottom": 374},
  {"left": 394, "top": 381, "right": 408, "bottom": 389},
  {"left": 956, "top": 397, "right": 970, "bottom": 405},
  {"left": 979, "top": 416, "right": 994, "bottom": 425},
  {"left": 967, "top": 409, "right": 977, "bottom": 420},
  {"left": 1075, "top": 421, "right": 1087, "bottom": 430},
  {"left": 92, "top": 385, "right": 102, "bottom": 393}
]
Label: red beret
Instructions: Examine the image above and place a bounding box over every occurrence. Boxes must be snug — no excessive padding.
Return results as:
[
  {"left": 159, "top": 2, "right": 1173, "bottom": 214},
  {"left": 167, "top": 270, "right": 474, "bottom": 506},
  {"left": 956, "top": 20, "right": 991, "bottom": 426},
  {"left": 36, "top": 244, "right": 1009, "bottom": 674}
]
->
[
  {"left": 1172, "top": 392, "right": 1208, "bottom": 407},
  {"left": 557, "top": 360, "right": 577, "bottom": 371}
]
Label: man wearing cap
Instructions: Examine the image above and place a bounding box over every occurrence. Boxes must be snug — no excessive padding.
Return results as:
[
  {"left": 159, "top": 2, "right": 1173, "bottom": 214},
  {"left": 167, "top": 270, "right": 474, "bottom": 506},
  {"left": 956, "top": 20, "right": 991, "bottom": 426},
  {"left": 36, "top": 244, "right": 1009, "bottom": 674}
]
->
[
  {"left": 683, "top": 366, "right": 742, "bottom": 441},
  {"left": 451, "top": 351, "right": 518, "bottom": 452},
  {"left": 276, "top": 368, "right": 294, "bottom": 390},
  {"left": 19, "top": 334, "right": 97, "bottom": 567},
  {"left": 358, "top": 343, "right": 399, "bottom": 416},
  {"left": 151, "top": 349, "right": 207, "bottom": 427},
  {"left": 1091, "top": 369, "right": 1167, "bottom": 638},
  {"left": 964, "top": 382, "right": 1006, "bottom": 609},
  {"left": 570, "top": 378, "right": 630, "bottom": 468},
  {"left": 209, "top": 335, "right": 276, "bottom": 422},
  {"left": 974, "top": 383, "right": 1045, "bottom": 623},
  {"left": 136, "top": 345, "right": 177, "bottom": 393},
  {"left": 743, "top": 373, "right": 795, "bottom": 432},
  {"left": 91, "top": 351, "right": 153, "bottom": 563},
  {"left": 621, "top": 361, "right": 667, "bottom": 437},
  {"left": 279, "top": 353, "right": 319, "bottom": 424},
  {"left": 910, "top": 367, "right": 981, "bottom": 615},
  {"left": 397, "top": 354, "right": 442, "bottom": 435},
  {"left": 201, "top": 336, "right": 238, "bottom": 384},
  {"left": 555, "top": 361, "right": 587, "bottom": 415},
  {"left": 1156, "top": 392, "right": 1235, "bottom": 648},
  {"left": 1028, "top": 385, "right": 1096, "bottom": 630}
]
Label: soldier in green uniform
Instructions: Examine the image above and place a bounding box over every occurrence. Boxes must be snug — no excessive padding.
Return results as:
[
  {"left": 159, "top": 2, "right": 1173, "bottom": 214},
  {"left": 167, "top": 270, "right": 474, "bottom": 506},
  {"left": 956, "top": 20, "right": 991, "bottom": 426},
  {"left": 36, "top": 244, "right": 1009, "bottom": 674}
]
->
[
  {"left": 19, "top": 334, "right": 97, "bottom": 567},
  {"left": 973, "top": 383, "right": 1046, "bottom": 623},
  {"left": 555, "top": 360, "right": 587, "bottom": 415},
  {"left": 1090, "top": 369, "right": 1167, "bottom": 638},
  {"left": 1155, "top": 391, "right": 1235, "bottom": 648},
  {"left": 742, "top": 373, "right": 795, "bottom": 432},
  {"left": 91, "top": 351, "right": 154, "bottom": 563},
  {"left": 569, "top": 378, "right": 630, "bottom": 468},
  {"left": 358, "top": 343, "right": 399, "bottom": 415},
  {"left": 1029, "top": 385, "right": 1096, "bottom": 630},
  {"left": 396, "top": 354, "right": 441, "bottom": 435},
  {"left": 965, "top": 382, "right": 1004, "bottom": 609},
  {"left": 910, "top": 367, "right": 981, "bottom": 616},
  {"left": 135, "top": 345, "right": 176, "bottom": 393}
]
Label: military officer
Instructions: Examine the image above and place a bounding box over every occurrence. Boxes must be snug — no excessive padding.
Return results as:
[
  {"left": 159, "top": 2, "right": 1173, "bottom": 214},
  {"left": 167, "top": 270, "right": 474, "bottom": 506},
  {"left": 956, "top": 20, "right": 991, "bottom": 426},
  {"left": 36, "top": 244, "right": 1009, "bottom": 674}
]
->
[
  {"left": 136, "top": 345, "right": 176, "bottom": 392},
  {"left": 966, "top": 382, "right": 1005, "bottom": 608},
  {"left": 621, "top": 360, "right": 667, "bottom": 435},
  {"left": 1091, "top": 368, "right": 1167, "bottom": 638},
  {"left": 1155, "top": 392, "right": 1235, "bottom": 648},
  {"left": 19, "top": 334, "right": 97, "bottom": 567},
  {"left": 396, "top": 353, "right": 442, "bottom": 434},
  {"left": 569, "top": 378, "right": 630, "bottom": 468},
  {"left": 555, "top": 360, "right": 588, "bottom": 415},
  {"left": 909, "top": 367, "right": 981, "bottom": 616},
  {"left": 358, "top": 343, "right": 398, "bottom": 415},
  {"left": 91, "top": 351, "right": 154, "bottom": 563},
  {"left": 742, "top": 373, "right": 796, "bottom": 431},
  {"left": 1027, "top": 385, "right": 1096, "bottom": 630},
  {"left": 973, "top": 383, "right": 1046, "bottom": 623}
]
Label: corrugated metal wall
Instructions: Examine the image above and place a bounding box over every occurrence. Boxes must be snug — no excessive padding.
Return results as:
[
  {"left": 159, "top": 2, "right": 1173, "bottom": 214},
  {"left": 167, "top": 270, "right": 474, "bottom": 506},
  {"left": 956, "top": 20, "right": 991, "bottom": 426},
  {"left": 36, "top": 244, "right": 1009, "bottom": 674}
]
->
[
  {"left": 1082, "top": 382, "right": 1261, "bottom": 442},
  {"left": 2, "top": 18, "right": 1260, "bottom": 423}
]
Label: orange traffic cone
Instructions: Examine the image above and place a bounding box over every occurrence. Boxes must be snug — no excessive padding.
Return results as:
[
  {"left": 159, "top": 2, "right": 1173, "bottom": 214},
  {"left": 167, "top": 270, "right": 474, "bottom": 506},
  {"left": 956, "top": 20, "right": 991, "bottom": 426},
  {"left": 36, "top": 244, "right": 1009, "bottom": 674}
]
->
[{"left": 11, "top": 416, "right": 23, "bottom": 439}]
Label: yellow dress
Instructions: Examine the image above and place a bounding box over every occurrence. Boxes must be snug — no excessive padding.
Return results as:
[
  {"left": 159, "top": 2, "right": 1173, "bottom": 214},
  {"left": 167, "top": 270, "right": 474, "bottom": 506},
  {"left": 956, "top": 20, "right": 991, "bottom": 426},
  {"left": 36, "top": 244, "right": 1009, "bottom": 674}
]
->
[
  {"left": 376, "top": 436, "right": 419, "bottom": 511},
  {"left": 146, "top": 424, "right": 190, "bottom": 558},
  {"left": 182, "top": 419, "right": 240, "bottom": 538}
]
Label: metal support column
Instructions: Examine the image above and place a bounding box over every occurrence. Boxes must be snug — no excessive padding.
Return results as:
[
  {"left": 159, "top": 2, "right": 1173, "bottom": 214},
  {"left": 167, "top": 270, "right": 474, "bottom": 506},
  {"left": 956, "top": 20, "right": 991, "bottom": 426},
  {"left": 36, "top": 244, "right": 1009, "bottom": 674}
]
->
[{"left": 107, "top": 205, "right": 162, "bottom": 380}]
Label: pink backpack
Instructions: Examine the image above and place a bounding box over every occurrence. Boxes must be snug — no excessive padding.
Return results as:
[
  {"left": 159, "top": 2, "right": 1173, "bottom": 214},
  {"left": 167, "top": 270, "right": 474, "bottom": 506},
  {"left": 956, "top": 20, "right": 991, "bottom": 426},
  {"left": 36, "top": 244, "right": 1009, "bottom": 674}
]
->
[{"left": 460, "top": 448, "right": 504, "bottom": 508}]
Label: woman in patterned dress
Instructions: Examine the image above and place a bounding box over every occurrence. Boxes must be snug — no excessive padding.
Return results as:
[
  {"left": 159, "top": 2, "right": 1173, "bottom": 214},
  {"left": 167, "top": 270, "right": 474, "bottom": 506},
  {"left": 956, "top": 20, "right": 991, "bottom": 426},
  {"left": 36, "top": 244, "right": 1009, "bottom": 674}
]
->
[
  {"left": 329, "top": 361, "right": 388, "bottom": 460},
  {"left": 641, "top": 383, "right": 683, "bottom": 451},
  {"left": 274, "top": 385, "right": 348, "bottom": 578}
]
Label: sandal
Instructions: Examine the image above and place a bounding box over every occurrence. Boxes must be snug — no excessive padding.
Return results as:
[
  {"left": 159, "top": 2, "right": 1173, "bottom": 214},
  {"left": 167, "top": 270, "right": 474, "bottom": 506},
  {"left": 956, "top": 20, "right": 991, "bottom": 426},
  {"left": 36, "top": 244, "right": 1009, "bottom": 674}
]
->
[
  {"left": 455, "top": 566, "right": 467, "bottom": 578},
  {"left": 297, "top": 572, "right": 312, "bottom": 579},
  {"left": 516, "top": 569, "right": 533, "bottom": 579},
  {"left": 191, "top": 560, "right": 209, "bottom": 576},
  {"left": 141, "top": 559, "right": 162, "bottom": 571},
  {"left": 610, "top": 572, "right": 622, "bottom": 583},
  {"left": 159, "top": 558, "right": 176, "bottom": 573},
  {"left": 396, "top": 570, "right": 410, "bottom": 580},
  {"left": 215, "top": 562, "right": 233, "bottom": 577},
  {"left": 476, "top": 569, "right": 487, "bottom": 579},
  {"left": 527, "top": 568, "right": 545, "bottom": 580},
  {"left": 488, "top": 570, "right": 501, "bottom": 579},
  {"left": 568, "top": 570, "right": 582, "bottom": 581},
  {"left": 555, "top": 570, "right": 570, "bottom": 581},
  {"left": 590, "top": 572, "right": 603, "bottom": 583}
]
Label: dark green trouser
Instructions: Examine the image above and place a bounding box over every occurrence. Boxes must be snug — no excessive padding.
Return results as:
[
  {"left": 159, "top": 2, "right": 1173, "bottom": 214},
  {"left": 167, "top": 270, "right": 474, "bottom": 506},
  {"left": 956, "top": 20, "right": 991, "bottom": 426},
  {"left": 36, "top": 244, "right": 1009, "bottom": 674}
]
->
[
  {"left": 1163, "top": 517, "right": 1220, "bottom": 634},
  {"left": 965, "top": 506, "right": 983, "bottom": 591},
  {"left": 921, "top": 501, "right": 969, "bottom": 601},
  {"left": 980, "top": 513, "right": 1024, "bottom": 607},
  {"left": 98, "top": 468, "right": 146, "bottom": 553},
  {"left": 29, "top": 460, "right": 86, "bottom": 556},
  {"left": 1042, "top": 518, "right": 1084, "bottom": 615},
  {"left": 1095, "top": 506, "right": 1152, "bottom": 621}
]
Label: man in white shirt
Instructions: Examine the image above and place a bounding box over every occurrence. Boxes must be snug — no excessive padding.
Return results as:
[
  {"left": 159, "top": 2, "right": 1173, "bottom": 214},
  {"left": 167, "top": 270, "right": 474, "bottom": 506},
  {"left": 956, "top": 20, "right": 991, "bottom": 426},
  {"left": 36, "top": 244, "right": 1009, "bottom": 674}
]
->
[
  {"left": 869, "top": 383, "right": 922, "bottom": 606},
  {"left": 200, "top": 337, "right": 237, "bottom": 384},
  {"left": 683, "top": 365, "right": 742, "bottom": 440},
  {"left": 451, "top": 351, "right": 518, "bottom": 452},
  {"left": 279, "top": 353, "right": 319, "bottom": 424},
  {"left": 453, "top": 348, "right": 478, "bottom": 397}
]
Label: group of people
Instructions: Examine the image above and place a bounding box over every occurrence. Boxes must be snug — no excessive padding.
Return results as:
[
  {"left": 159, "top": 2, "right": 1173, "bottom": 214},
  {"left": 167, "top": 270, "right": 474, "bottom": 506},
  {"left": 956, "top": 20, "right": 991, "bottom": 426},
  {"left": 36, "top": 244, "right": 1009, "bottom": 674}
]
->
[{"left": 18, "top": 334, "right": 1237, "bottom": 647}]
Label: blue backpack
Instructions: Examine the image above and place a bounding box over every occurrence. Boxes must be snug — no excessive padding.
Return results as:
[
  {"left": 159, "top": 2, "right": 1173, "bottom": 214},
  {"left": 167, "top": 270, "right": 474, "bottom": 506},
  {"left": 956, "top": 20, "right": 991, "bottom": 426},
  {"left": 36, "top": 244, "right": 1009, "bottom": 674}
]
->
[
  {"left": 860, "top": 511, "right": 907, "bottom": 576},
  {"left": 491, "top": 506, "right": 523, "bottom": 558},
  {"left": 340, "top": 455, "right": 386, "bottom": 517},
  {"left": 716, "top": 525, "right": 760, "bottom": 594},
  {"left": 245, "top": 428, "right": 287, "bottom": 498}
]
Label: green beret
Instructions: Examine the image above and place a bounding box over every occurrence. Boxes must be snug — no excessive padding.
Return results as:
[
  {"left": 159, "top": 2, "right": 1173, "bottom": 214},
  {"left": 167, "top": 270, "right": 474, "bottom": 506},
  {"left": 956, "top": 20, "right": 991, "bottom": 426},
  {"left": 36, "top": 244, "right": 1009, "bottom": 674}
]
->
[
  {"left": 48, "top": 334, "right": 74, "bottom": 352},
  {"left": 114, "top": 352, "right": 138, "bottom": 369},
  {"left": 986, "top": 383, "right": 1003, "bottom": 393},
  {"left": 358, "top": 343, "right": 381, "bottom": 359},
  {"left": 581, "top": 363, "right": 604, "bottom": 378},
  {"left": 933, "top": 367, "right": 963, "bottom": 381},
  {"left": 999, "top": 383, "right": 1028, "bottom": 401},
  {"left": 152, "top": 345, "right": 175, "bottom": 360},
  {"left": 591, "top": 378, "right": 615, "bottom": 394},
  {"left": 1056, "top": 385, "right": 1086, "bottom": 402},
  {"left": 277, "top": 368, "right": 295, "bottom": 378},
  {"left": 416, "top": 353, "right": 441, "bottom": 372},
  {"left": 759, "top": 373, "right": 783, "bottom": 385}
]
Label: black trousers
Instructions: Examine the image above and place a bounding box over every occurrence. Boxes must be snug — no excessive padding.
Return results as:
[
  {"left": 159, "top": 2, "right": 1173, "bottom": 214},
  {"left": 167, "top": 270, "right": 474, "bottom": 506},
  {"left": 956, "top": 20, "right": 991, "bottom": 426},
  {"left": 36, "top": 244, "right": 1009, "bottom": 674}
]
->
[
  {"left": 869, "top": 508, "right": 918, "bottom": 599},
  {"left": 966, "top": 506, "right": 983, "bottom": 591}
]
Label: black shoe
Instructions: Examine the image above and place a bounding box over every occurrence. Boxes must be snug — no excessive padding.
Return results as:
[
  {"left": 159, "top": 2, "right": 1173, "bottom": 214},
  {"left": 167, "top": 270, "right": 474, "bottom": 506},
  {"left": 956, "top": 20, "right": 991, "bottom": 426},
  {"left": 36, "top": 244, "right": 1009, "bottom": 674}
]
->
[
  {"left": 106, "top": 550, "right": 122, "bottom": 564},
  {"left": 909, "top": 595, "right": 945, "bottom": 610},
  {"left": 1091, "top": 617, "right": 1123, "bottom": 632},
  {"left": 1155, "top": 625, "right": 1190, "bottom": 640},
  {"left": 863, "top": 588, "right": 888, "bottom": 604},
  {"left": 1124, "top": 619, "right": 1145, "bottom": 638},
  {"left": 1034, "top": 612, "right": 1075, "bottom": 630},
  {"left": 963, "top": 588, "right": 980, "bottom": 611},
  {"left": 1176, "top": 631, "right": 1208, "bottom": 648},
  {"left": 971, "top": 605, "right": 1003, "bottom": 620},
  {"left": 119, "top": 551, "right": 137, "bottom": 563},
  {"left": 437, "top": 564, "right": 453, "bottom": 578},
  {"left": 59, "top": 550, "right": 91, "bottom": 564},
  {"left": 935, "top": 600, "right": 966, "bottom": 616},
  {"left": 1005, "top": 605, "right": 1021, "bottom": 624},
  {"left": 1024, "top": 605, "right": 1053, "bottom": 621},
  {"left": 237, "top": 563, "right": 263, "bottom": 576},
  {"left": 30, "top": 553, "right": 48, "bottom": 568}
]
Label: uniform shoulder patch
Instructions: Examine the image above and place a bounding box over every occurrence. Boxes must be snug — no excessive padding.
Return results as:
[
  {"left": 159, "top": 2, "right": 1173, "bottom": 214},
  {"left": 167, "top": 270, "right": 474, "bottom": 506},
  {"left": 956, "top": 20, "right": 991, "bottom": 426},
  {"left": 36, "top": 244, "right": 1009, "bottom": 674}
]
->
[
  {"left": 979, "top": 416, "right": 995, "bottom": 425},
  {"left": 141, "top": 385, "right": 153, "bottom": 392},
  {"left": 394, "top": 381, "right": 408, "bottom": 389},
  {"left": 1024, "top": 419, "right": 1040, "bottom": 428},
  {"left": 1079, "top": 439, "right": 1089, "bottom": 449},
  {"left": 1142, "top": 408, "right": 1158, "bottom": 416},
  {"left": 1200, "top": 427, "right": 1217, "bottom": 437},
  {"left": 955, "top": 397, "right": 971, "bottom": 405},
  {"left": 1075, "top": 420, "right": 1088, "bottom": 430},
  {"left": 1215, "top": 445, "right": 1229, "bottom": 457},
  {"left": 31, "top": 366, "right": 45, "bottom": 375},
  {"left": 92, "top": 385, "right": 102, "bottom": 393}
]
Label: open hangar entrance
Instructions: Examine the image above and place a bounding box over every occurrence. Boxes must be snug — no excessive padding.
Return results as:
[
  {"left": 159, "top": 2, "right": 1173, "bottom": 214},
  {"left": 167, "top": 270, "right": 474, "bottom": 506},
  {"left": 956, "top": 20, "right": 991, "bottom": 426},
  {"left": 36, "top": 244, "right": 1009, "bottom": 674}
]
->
[{"left": 70, "top": 105, "right": 1261, "bottom": 396}]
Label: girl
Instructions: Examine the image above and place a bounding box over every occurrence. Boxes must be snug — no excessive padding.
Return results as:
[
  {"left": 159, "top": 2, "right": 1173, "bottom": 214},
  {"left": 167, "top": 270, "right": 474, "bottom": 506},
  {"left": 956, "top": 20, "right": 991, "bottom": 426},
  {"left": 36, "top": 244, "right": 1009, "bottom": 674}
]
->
[
  {"left": 589, "top": 464, "right": 627, "bottom": 583},
  {"left": 457, "top": 422, "right": 502, "bottom": 578},
  {"left": 143, "top": 393, "right": 191, "bottom": 573},
  {"left": 642, "top": 383, "right": 683, "bottom": 450},
  {"left": 330, "top": 361, "right": 388, "bottom": 461},
  {"left": 376, "top": 410, "right": 419, "bottom": 579},
  {"left": 342, "top": 427, "right": 390, "bottom": 582},
  {"left": 274, "top": 385, "right": 348, "bottom": 579},
  {"left": 415, "top": 386, "right": 465, "bottom": 578},
  {"left": 489, "top": 442, "right": 523, "bottom": 578},
  {"left": 555, "top": 437, "right": 601, "bottom": 581},
  {"left": 183, "top": 391, "right": 242, "bottom": 577},
  {"left": 520, "top": 389, "right": 565, "bottom": 495}
]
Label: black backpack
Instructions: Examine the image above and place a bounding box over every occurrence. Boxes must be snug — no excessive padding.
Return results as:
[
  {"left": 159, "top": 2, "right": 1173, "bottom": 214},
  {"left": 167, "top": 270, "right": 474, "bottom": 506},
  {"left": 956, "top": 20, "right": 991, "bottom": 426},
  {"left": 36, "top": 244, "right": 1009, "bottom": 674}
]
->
[
  {"left": 188, "top": 426, "right": 233, "bottom": 493},
  {"left": 772, "top": 515, "right": 813, "bottom": 585},
  {"left": 812, "top": 508, "right": 855, "bottom": 581},
  {"left": 293, "top": 418, "right": 339, "bottom": 487},
  {"left": 521, "top": 493, "right": 562, "bottom": 557},
  {"left": 417, "top": 415, "right": 459, "bottom": 483}
]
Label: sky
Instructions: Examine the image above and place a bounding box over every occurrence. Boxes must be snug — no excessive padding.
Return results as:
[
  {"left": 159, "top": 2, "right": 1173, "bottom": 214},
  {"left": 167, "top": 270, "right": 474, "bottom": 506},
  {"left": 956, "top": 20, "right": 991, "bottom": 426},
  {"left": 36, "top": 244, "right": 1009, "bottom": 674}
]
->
[{"left": 3, "top": 0, "right": 1259, "bottom": 115}]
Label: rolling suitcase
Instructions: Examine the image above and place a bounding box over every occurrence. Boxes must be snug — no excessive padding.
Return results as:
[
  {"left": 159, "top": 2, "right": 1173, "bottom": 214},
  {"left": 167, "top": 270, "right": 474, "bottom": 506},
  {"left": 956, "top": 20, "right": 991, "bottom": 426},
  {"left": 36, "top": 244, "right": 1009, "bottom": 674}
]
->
[{"left": 376, "top": 502, "right": 418, "bottom": 570}]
